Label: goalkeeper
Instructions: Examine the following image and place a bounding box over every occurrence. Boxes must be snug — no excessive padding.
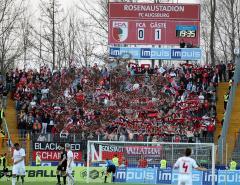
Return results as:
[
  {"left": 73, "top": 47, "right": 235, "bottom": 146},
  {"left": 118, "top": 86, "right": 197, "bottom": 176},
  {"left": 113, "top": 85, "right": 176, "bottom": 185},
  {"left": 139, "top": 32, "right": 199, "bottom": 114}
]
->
[{"left": 104, "top": 158, "right": 116, "bottom": 183}]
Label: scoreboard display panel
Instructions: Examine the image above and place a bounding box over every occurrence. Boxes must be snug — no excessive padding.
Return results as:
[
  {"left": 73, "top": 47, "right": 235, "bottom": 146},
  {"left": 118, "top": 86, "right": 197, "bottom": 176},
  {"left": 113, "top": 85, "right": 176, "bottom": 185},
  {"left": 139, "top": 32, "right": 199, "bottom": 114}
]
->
[
  {"left": 176, "top": 25, "right": 197, "bottom": 38},
  {"left": 109, "top": 20, "right": 199, "bottom": 45},
  {"left": 108, "top": 2, "right": 201, "bottom": 45}
]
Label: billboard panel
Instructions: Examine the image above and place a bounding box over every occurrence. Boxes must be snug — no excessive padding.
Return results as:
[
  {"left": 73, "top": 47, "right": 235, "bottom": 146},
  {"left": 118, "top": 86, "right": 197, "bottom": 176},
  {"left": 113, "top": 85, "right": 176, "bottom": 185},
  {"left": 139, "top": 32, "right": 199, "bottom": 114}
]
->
[
  {"left": 90, "top": 144, "right": 163, "bottom": 161},
  {"left": 109, "top": 3, "right": 200, "bottom": 21},
  {"left": 0, "top": 167, "right": 110, "bottom": 183},
  {"left": 33, "top": 142, "right": 81, "bottom": 151},
  {"left": 32, "top": 151, "right": 82, "bottom": 161},
  {"left": 109, "top": 19, "right": 200, "bottom": 45},
  {"left": 109, "top": 47, "right": 202, "bottom": 60},
  {"left": 33, "top": 142, "right": 82, "bottom": 161}
]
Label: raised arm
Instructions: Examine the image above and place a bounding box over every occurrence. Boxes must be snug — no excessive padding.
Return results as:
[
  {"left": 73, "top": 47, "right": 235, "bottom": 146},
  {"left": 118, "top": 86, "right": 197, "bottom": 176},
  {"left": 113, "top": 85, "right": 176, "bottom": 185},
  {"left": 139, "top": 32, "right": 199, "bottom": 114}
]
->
[
  {"left": 173, "top": 159, "right": 180, "bottom": 169},
  {"left": 193, "top": 159, "right": 207, "bottom": 171},
  {"left": 195, "top": 166, "right": 208, "bottom": 171}
]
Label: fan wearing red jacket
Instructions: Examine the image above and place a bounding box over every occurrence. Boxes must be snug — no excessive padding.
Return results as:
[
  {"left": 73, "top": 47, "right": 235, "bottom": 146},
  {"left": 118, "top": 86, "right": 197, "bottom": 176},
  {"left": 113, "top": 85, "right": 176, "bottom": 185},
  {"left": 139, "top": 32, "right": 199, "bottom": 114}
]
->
[{"left": 138, "top": 155, "right": 148, "bottom": 168}]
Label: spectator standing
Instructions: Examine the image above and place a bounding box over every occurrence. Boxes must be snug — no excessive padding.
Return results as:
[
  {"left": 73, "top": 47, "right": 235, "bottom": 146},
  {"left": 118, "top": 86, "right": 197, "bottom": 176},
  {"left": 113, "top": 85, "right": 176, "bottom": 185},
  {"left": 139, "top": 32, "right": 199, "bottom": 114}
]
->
[
  {"left": 160, "top": 158, "right": 167, "bottom": 169},
  {"left": 228, "top": 61, "right": 234, "bottom": 80},
  {"left": 217, "top": 63, "right": 223, "bottom": 82},
  {"left": 138, "top": 155, "right": 148, "bottom": 168},
  {"left": 41, "top": 113, "right": 49, "bottom": 134},
  {"left": 119, "top": 132, "right": 126, "bottom": 141},
  {"left": 207, "top": 123, "right": 215, "bottom": 141},
  {"left": 224, "top": 91, "right": 229, "bottom": 110},
  {"left": 180, "top": 39, "right": 186, "bottom": 48},
  {"left": 6, "top": 72, "right": 13, "bottom": 91},
  {"left": 32, "top": 120, "right": 42, "bottom": 134},
  {"left": 221, "top": 61, "right": 227, "bottom": 82},
  {"left": 229, "top": 159, "right": 237, "bottom": 170},
  {"left": 35, "top": 152, "right": 42, "bottom": 166},
  {"left": 18, "top": 117, "right": 26, "bottom": 138},
  {"left": 2, "top": 87, "right": 8, "bottom": 109}
]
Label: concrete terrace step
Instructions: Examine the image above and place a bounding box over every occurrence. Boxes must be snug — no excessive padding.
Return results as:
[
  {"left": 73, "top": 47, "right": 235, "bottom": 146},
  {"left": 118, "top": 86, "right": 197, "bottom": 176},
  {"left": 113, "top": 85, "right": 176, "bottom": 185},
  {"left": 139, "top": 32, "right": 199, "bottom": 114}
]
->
[
  {"left": 214, "top": 83, "right": 229, "bottom": 144},
  {"left": 225, "top": 86, "right": 240, "bottom": 162}
]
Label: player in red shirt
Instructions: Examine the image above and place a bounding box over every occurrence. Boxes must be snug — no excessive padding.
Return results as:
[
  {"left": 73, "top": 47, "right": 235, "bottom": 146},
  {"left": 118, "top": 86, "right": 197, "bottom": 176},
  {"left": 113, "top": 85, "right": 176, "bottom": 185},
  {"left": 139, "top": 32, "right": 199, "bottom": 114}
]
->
[{"left": 138, "top": 155, "right": 148, "bottom": 168}]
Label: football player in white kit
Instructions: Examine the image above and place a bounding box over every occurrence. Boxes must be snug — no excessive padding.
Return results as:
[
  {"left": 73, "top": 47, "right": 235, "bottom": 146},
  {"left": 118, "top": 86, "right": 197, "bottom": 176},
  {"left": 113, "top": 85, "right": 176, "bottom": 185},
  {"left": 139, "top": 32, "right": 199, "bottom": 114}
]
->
[
  {"left": 65, "top": 143, "right": 74, "bottom": 185},
  {"left": 174, "top": 148, "right": 207, "bottom": 185},
  {"left": 12, "top": 143, "right": 26, "bottom": 185}
]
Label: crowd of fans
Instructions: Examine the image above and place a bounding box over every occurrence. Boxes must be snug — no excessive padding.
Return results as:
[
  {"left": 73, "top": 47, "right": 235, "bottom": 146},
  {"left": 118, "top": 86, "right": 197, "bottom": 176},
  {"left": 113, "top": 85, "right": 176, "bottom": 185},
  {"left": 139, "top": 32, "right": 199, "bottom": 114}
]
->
[{"left": 0, "top": 61, "right": 234, "bottom": 143}]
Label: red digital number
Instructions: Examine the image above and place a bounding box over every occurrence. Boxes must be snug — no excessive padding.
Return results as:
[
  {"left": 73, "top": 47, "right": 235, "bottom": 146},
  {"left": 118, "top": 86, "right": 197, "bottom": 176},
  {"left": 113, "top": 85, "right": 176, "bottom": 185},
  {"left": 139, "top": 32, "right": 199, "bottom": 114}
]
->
[{"left": 183, "top": 162, "right": 188, "bottom": 173}]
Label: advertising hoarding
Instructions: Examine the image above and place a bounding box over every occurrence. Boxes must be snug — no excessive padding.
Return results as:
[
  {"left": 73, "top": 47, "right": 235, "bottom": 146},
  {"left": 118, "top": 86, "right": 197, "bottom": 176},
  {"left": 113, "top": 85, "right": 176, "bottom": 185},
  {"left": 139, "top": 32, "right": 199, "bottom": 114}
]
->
[
  {"left": 109, "top": 47, "right": 202, "bottom": 60},
  {"left": 1, "top": 167, "right": 240, "bottom": 184},
  {"left": 0, "top": 167, "right": 110, "bottom": 183},
  {"left": 90, "top": 144, "right": 162, "bottom": 161},
  {"left": 33, "top": 142, "right": 82, "bottom": 161},
  {"left": 33, "top": 142, "right": 81, "bottom": 151},
  {"left": 32, "top": 151, "right": 82, "bottom": 161}
]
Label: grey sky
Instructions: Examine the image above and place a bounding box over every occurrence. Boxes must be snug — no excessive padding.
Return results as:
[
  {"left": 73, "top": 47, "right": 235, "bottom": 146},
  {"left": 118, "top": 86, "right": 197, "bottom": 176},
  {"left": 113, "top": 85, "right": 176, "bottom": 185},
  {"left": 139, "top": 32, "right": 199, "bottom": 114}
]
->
[
  {"left": 28, "top": 0, "right": 79, "bottom": 16},
  {"left": 26, "top": 0, "right": 201, "bottom": 23},
  {"left": 28, "top": 0, "right": 200, "bottom": 14}
]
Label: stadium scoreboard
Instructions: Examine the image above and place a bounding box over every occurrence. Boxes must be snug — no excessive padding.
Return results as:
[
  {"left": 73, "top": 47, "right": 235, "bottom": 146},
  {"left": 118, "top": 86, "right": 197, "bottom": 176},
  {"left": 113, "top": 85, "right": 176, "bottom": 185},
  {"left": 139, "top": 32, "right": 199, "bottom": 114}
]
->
[{"left": 108, "top": 3, "right": 200, "bottom": 45}]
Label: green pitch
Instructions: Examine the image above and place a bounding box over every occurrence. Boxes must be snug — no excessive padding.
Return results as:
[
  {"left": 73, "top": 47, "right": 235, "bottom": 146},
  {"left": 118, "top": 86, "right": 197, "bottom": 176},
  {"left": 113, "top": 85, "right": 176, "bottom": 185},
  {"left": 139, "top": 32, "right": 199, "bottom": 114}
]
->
[
  {"left": 3, "top": 182, "right": 167, "bottom": 185},
  {"left": 4, "top": 181, "right": 168, "bottom": 185}
]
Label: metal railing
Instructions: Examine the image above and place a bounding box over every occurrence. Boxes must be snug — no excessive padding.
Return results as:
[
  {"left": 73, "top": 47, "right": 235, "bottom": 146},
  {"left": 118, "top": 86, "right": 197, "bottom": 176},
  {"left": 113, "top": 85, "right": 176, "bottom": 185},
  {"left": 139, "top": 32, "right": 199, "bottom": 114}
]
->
[{"left": 29, "top": 133, "right": 214, "bottom": 144}]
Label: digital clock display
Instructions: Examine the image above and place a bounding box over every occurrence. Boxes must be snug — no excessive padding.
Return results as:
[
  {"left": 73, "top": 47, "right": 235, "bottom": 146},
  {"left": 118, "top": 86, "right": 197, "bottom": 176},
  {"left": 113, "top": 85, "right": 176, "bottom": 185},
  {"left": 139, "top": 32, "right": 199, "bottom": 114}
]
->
[
  {"left": 176, "top": 30, "right": 196, "bottom": 38},
  {"left": 176, "top": 25, "right": 197, "bottom": 38}
]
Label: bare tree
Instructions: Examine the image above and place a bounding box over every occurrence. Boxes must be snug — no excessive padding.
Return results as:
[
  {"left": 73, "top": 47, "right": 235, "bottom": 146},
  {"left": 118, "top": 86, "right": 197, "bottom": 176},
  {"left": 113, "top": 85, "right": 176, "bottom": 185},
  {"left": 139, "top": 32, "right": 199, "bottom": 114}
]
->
[
  {"left": 38, "top": 0, "right": 66, "bottom": 70},
  {"left": 20, "top": 14, "right": 32, "bottom": 69},
  {"left": 217, "top": 0, "right": 239, "bottom": 62},
  {"left": 209, "top": 0, "right": 216, "bottom": 66},
  {"left": 74, "top": 19, "right": 98, "bottom": 67},
  {"left": 0, "top": 0, "right": 26, "bottom": 74}
]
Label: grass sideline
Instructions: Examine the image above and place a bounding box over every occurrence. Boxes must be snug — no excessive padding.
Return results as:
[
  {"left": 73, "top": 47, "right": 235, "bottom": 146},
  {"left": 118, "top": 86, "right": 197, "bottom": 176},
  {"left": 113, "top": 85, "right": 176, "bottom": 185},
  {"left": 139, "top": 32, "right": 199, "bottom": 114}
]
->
[{"left": 2, "top": 182, "right": 168, "bottom": 185}]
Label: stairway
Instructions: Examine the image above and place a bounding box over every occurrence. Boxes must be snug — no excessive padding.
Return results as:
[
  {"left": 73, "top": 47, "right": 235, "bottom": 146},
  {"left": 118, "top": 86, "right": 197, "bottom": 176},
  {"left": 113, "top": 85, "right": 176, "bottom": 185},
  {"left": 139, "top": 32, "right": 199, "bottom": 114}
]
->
[
  {"left": 3, "top": 94, "right": 32, "bottom": 165},
  {"left": 0, "top": 94, "right": 19, "bottom": 165},
  {"left": 214, "top": 83, "right": 229, "bottom": 144},
  {"left": 5, "top": 94, "right": 18, "bottom": 143},
  {"left": 225, "top": 85, "right": 240, "bottom": 162},
  {"left": 232, "top": 131, "right": 240, "bottom": 161}
]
